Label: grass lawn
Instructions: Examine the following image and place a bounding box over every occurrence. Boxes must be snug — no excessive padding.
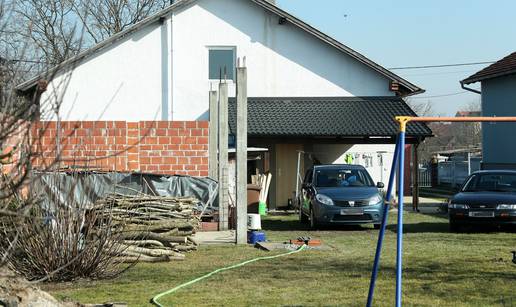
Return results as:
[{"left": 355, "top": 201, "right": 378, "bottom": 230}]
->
[{"left": 45, "top": 209, "right": 515, "bottom": 306}]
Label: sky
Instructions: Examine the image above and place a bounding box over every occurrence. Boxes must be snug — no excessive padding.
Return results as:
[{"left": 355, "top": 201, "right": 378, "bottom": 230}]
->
[{"left": 276, "top": 0, "right": 516, "bottom": 115}]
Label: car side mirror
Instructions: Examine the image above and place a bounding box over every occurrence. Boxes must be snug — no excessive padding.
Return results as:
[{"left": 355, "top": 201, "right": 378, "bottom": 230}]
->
[{"left": 377, "top": 182, "right": 385, "bottom": 189}]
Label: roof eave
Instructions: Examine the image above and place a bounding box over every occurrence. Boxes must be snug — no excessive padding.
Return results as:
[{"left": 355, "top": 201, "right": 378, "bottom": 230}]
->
[
  {"left": 17, "top": 0, "right": 424, "bottom": 96},
  {"left": 250, "top": 0, "right": 424, "bottom": 95},
  {"left": 400, "top": 87, "right": 425, "bottom": 97},
  {"left": 462, "top": 68, "right": 516, "bottom": 85},
  {"left": 15, "top": 0, "right": 196, "bottom": 93}
]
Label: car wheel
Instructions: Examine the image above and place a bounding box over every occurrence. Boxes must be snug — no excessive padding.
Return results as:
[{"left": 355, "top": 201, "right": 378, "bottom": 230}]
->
[
  {"left": 299, "top": 207, "right": 308, "bottom": 224},
  {"left": 373, "top": 223, "right": 381, "bottom": 230},
  {"left": 449, "top": 220, "right": 461, "bottom": 232},
  {"left": 310, "top": 207, "right": 319, "bottom": 229}
]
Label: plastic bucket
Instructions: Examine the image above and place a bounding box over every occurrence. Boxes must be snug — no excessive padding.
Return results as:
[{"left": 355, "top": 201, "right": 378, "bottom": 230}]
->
[{"left": 247, "top": 214, "right": 262, "bottom": 230}]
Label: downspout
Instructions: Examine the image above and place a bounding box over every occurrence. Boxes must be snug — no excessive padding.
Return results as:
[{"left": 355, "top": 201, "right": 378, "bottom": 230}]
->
[
  {"left": 169, "top": 12, "right": 174, "bottom": 120},
  {"left": 460, "top": 81, "right": 481, "bottom": 94}
]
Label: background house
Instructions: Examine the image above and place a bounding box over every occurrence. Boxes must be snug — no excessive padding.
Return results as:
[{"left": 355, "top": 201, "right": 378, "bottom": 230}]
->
[
  {"left": 17, "top": 0, "right": 431, "bottom": 208},
  {"left": 461, "top": 51, "right": 516, "bottom": 170}
]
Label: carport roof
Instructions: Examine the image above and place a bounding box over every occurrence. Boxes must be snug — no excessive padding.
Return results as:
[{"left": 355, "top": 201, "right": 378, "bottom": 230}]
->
[{"left": 228, "top": 96, "right": 432, "bottom": 139}]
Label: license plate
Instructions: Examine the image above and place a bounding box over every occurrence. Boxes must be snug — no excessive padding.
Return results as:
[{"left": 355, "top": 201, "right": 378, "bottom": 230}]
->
[
  {"left": 469, "top": 211, "right": 494, "bottom": 218},
  {"left": 341, "top": 208, "right": 364, "bottom": 215}
]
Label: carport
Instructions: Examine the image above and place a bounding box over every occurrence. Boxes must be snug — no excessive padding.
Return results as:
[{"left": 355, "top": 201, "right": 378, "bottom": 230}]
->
[{"left": 228, "top": 96, "right": 432, "bottom": 210}]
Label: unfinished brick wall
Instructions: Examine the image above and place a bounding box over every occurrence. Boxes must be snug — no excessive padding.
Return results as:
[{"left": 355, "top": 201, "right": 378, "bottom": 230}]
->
[
  {"left": 1, "top": 120, "right": 31, "bottom": 174},
  {"left": 30, "top": 121, "right": 209, "bottom": 176}
]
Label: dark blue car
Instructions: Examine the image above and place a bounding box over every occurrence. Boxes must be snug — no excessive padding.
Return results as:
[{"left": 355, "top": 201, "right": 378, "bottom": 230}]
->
[
  {"left": 448, "top": 170, "right": 516, "bottom": 231},
  {"left": 299, "top": 164, "right": 385, "bottom": 229}
]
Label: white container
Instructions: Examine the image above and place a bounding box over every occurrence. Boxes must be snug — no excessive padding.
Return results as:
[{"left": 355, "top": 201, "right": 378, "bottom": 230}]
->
[{"left": 247, "top": 214, "right": 262, "bottom": 230}]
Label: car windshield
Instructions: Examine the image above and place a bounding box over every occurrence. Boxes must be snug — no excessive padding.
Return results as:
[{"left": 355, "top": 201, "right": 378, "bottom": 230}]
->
[
  {"left": 314, "top": 168, "right": 374, "bottom": 187},
  {"left": 462, "top": 173, "right": 516, "bottom": 192}
]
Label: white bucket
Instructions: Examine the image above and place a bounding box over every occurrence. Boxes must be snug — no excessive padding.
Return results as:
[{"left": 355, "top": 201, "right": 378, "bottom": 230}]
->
[{"left": 247, "top": 214, "right": 262, "bottom": 230}]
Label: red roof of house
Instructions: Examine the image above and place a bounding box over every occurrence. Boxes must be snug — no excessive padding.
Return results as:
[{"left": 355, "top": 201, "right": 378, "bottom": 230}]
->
[
  {"left": 455, "top": 111, "right": 481, "bottom": 117},
  {"left": 462, "top": 51, "right": 516, "bottom": 84}
]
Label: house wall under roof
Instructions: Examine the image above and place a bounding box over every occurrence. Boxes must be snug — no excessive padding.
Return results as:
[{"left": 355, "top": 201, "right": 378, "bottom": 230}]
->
[
  {"left": 481, "top": 74, "right": 516, "bottom": 169},
  {"left": 39, "top": 0, "right": 395, "bottom": 121},
  {"left": 39, "top": 21, "right": 166, "bottom": 121},
  {"left": 172, "top": 0, "right": 394, "bottom": 120}
]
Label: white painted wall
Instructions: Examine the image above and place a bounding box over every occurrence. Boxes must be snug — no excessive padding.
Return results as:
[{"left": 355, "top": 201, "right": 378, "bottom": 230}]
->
[
  {"left": 172, "top": 0, "right": 393, "bottom": 120},
  {"left": 40, "top": 0, "right": 395, "bottom": 121},
  {"left": 40, "top": 20, "right": 169, "bottom": 121},
  {"left": 312, "top": 144, "right": 396, "bottom": 191}
]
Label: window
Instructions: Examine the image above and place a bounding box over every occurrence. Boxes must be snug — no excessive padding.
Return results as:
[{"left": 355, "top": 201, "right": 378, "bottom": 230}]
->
[
  {"left": 314, "top": 168, "right": 374, "bottom": 188},
  {"left": 462, "top": 173, "right": 516, "bottom": 192},
  {"left": 209, "top": 48, "right": 235, "bottom": 80}
]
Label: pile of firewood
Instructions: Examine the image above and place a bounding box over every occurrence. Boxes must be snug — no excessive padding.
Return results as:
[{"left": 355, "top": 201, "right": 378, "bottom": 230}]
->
[{"left": 92, "top": 193, "right": 201, "bottom": 263}]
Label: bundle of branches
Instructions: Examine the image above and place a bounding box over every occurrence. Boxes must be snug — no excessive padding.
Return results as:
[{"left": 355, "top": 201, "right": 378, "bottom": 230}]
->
[
  {"left": 91, "top": 193, "right": 201, "bottom": 263},
  {"left": 0, "top": 196, "right": 132, "bottom": 282}
]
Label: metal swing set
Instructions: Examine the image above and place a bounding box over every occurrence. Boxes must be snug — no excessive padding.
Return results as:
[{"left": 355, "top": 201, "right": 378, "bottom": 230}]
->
[{"left": 366, "top": 116, "right": 516, "bottom": 307}]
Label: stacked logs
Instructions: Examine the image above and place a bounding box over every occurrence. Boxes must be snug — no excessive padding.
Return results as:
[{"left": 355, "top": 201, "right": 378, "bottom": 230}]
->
[{"left": 92, "top": 193, "right": 201, "bottom": 263}]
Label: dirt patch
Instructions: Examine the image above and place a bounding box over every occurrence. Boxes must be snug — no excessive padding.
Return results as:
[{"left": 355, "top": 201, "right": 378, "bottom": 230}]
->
[{"left": 0, "top": 268, "right": 78, "bottom": 307}]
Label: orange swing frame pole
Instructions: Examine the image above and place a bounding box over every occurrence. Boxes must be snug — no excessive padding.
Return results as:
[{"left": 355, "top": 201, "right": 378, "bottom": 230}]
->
[{"left": 397, "top": 116, "right": 516, "bottom": 127}]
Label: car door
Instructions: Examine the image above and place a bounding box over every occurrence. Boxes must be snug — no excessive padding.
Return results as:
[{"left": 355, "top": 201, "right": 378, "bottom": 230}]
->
[{"left": 301, "top": 169, "right": 314, "bottom": 214}]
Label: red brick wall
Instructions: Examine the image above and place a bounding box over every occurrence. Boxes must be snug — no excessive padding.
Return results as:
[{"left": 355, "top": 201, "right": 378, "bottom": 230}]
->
[
  {"left": 30, "top": 121, "right": 209, "bottom": 176},
  {"left": 1, "top": 120, "right": 30, "bottom": 174}
]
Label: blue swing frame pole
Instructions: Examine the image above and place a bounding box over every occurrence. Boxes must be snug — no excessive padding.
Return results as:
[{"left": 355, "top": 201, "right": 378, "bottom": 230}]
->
[
  {"left": 366, "top": 134, "right": 401, "bottom": 307},
  {"left": 365, "top": 116, "right": 516, "bottom": 307},
  {"left": 395, "top": 130, "right": 406, "bottom": 307}
]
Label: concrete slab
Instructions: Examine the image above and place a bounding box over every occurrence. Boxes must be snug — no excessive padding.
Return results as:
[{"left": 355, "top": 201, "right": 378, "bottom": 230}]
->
[{"left": 191, "top": 230, "right": 235, "bottom": 245}]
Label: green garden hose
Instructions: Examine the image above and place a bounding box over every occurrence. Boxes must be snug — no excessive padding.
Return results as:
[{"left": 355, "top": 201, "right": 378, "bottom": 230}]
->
[{"left": 151, "top": 244, "right": 307, "bottom": 306}]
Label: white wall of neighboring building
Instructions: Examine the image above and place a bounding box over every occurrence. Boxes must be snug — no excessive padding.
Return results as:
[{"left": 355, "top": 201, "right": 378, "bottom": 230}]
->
[
  {"left": 40, "top": 0, "right": 395, "bottom": 121},
  {"left": 313, "top": 144, "right": 396, "bottom": 189}
]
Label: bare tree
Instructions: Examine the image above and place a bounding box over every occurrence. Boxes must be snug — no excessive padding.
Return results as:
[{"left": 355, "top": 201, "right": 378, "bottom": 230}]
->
[
  {"left": 0, "top": 0, "right": 135, "bottom": 286},
  {"left": 453, "top": 100, "right": 482, "bottom": 148},
  {"left": 16, "top": 0, "right": 82, "bottom": 66},
  {"left": 7, "top": 0, "right": 168, "bottom": 78},
  {"left": 73, "top": 0, "right": 169, "bottom": 44},
  {"left": 405, "top": 99, "right": 434, "bottom": 117},
  {"left": 406, "top": 98, "right": 483, "bottom": 162}
]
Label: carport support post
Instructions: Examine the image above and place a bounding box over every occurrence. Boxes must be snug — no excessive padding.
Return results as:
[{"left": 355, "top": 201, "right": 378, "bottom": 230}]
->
[
  {"left": 209, "top": 90, "right": 218, "bottom": 179},
  {"left": 396, "top": 130, "right": 406, "bottom": 307},
  {"left": 218, "top": 81, "right": 229, "bottom": 231},
  {"left": 235, "top": 65, "right": 248, "bottom": 244},
  {"left": 295, "top": 151, "right": 303, "bottom": 206},
  {"left": 412, "top": 142, "right": 420, "bottom": 211},
  {"left": 366, "top": 135, "right": 401, "bottom": 307}
]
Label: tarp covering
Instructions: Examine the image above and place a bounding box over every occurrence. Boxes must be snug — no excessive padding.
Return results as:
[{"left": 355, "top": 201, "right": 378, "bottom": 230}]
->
[{"left": 33, "top": 172, "right": 218, "bottom": 210}]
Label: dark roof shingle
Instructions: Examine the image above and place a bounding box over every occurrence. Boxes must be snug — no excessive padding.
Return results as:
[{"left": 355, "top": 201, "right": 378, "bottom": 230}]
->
[
  {"left": 462, "top": 52, "right": 516, "bottom": 84},
  {"left": 228, "top": 97, "right": 432, "bottom": 138}
]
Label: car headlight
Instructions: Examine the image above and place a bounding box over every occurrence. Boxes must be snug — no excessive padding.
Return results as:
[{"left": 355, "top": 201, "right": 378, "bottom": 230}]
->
[
  {"left": 496, "top": 204, "right": 516, "bottom": 210},
  {"left": 368, "top": 194, "right": 383, "bottom": 205},
  {"left": 315, "top": 194, "right": 334, "bottom": 206},
  {"left": 448, "top": 203, "right": 469, "bottom": 209}
]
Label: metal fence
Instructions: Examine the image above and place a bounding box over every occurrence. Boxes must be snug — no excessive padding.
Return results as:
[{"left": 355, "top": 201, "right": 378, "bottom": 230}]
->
[
  {"left": 438, "top": 157, "right": 481, "bottom": 187},
  {"left": 418, "top": 167, "right": 432, "bottom": 187}
]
